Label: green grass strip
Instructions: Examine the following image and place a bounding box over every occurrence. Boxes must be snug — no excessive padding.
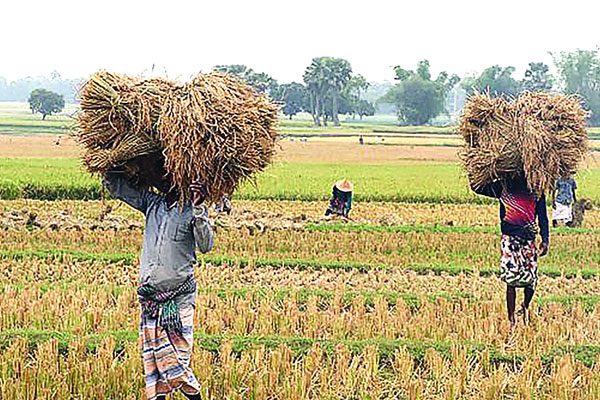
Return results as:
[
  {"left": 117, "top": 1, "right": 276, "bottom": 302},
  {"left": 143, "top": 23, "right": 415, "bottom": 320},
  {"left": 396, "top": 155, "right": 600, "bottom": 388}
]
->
[
  {"left": 0, "top": 249, "right": 137, "bottom": 264},
  {"left": 538, "top": 295, "right": 600, "bottom": 312},
  {"left": 0, "top": 281, "right": 472, "bottom": 312},
  {"left": 1, "top": 249, "right": 598, "bottom": 279},
  {"left": 2, "top": 329, "right": 599, "bottom": 367},
  {"left": 0, "top": 329, "right": 516, "bottom": 366},
  {"left": 0, "top": 181, "right": 496, "bottom": 204},
  {"left": 4, "top": 158, "right": 600, "bottom": 205},
  {"left": 3, "top": 281, "right": 599, "bottom": 312},
  {"left": 306, "top": 223, "right": 600, "bottom": 235},
  {"left": 543, "top": 344, "right": 600, "bottom": 368}
]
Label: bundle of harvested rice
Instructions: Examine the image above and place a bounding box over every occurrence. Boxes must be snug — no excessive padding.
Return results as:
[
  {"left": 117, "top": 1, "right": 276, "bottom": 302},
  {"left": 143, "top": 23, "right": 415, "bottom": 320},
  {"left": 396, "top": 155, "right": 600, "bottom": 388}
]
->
[
  {"left": 76, "top": 71, "right": 279, "bottom": 203},
  {"left": 458, "top": 91, "right": 588, "bottom": 195}
]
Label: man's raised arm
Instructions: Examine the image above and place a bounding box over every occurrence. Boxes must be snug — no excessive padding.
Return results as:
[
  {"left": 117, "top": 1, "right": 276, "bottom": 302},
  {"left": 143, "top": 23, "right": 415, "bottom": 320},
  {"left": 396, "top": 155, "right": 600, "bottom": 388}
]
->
[
  {"left": 103, "top": 169, "right": 156, "bottom": 213},
  {"left": 190, "top": 182, "right": 214, "bottom": 254}
]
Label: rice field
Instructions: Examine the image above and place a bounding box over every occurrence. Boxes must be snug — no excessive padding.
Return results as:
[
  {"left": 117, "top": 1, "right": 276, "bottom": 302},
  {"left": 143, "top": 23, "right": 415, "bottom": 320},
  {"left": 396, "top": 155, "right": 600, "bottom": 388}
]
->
[
  {"left": 0, "top": 197, "right": 599, "bottom": 399},
  {"left": 4, "top": 157, "right": 600, "bottom": 205},
  {"left": 1, "top": 103, "right": 600, "bottom": 399}
]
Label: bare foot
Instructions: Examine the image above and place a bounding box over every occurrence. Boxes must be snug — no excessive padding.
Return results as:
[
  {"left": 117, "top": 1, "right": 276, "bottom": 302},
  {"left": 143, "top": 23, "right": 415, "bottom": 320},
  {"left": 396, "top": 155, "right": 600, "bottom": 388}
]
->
[
  {"left": 505, "top": 321, "right": 518, "bottom": 348},
  {"left": 522, "top": 307, "right": 530, "bottom": 325},
  {"left": 516, "top": 304, "right": 530, "bottom": 325}
]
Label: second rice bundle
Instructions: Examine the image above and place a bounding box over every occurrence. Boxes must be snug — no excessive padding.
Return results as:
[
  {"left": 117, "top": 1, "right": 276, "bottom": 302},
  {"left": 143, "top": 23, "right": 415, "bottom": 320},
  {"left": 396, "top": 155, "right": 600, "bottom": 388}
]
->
[
  {"left": 458, "top": 91, "right": 589, "bottom": 195},
  {"left": 77, "top": 71, "right": 279, "bottom": 203}
]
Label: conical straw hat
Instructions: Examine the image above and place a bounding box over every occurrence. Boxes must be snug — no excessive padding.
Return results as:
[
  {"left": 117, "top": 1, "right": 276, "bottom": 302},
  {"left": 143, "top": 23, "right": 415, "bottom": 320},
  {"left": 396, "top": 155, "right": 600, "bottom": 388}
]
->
[{"left": 334, "top": 179, "right": 354, "bottom": 192}]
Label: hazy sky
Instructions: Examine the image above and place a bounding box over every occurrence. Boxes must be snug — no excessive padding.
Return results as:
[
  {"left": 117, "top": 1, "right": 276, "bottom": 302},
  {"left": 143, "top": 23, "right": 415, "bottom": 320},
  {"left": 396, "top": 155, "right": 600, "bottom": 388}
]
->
[{"left": 2, "top": 0, "right": 598, "bottom": 83}]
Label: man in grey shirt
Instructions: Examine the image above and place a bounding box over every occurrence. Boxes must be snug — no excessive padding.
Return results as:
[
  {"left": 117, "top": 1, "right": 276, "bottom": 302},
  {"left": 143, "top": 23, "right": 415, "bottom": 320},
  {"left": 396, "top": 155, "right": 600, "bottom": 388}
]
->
[{"left": 104, "top": 153, "right": 212, "bottom": 400}]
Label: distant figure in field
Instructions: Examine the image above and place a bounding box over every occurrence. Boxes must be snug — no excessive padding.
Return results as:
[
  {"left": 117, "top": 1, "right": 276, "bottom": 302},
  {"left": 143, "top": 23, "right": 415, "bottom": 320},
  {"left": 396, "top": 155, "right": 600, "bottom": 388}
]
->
[
  {"left": 471, "top": 174, "right": 549, "bottom": 329},
  {"left": 359, "top": 136, "right": 364, "bottom": 145},
  {"left": 570, "top": 198, "right": 593, "bottom": 228},
  {"left": 325, "top": 179, "right": 353, "bottom": 218},
  {"left": 552, "top": 176, "right": 577, "bottom": 227}
]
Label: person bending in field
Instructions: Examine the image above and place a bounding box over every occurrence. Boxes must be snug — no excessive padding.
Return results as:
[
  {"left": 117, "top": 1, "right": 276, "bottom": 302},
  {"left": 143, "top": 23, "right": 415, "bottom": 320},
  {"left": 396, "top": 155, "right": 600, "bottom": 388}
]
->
[
  {"left": 471, "top": 174, "right": 549, "bottom": 328},
  {"left": 104, "top": 153, "right": 213, "bottom": 400},
  {"left": 325, "top": 179, "right": 353, "bottom": 218}
]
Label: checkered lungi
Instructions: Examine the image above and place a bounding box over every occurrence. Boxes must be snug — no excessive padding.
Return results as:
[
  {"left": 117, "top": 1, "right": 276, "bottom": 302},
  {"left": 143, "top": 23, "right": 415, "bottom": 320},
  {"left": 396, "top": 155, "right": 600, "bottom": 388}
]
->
[{"left": 139, "top": 305, "right": 201, "bottom": 400}]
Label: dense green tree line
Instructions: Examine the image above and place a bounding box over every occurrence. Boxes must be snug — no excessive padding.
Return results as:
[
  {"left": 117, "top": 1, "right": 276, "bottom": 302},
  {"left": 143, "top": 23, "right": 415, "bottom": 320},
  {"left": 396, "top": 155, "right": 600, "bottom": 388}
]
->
[
  {"left": 214, "top": 49, "right": 600, "bottom": 126},
  {"left": 3, "top": 48, "right": 600, "bottom": 125}
]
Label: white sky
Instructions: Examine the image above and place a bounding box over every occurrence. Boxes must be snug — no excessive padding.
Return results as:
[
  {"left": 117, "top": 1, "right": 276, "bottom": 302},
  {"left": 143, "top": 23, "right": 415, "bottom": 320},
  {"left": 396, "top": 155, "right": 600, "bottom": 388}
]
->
[{"left": 1, "top": 0, "right": 599, "bottom": 83}]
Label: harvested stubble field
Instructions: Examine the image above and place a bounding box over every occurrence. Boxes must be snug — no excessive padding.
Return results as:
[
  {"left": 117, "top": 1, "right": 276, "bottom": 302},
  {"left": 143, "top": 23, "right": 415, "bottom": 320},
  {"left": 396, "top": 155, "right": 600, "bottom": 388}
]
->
[
  {"left": 0, "top": 135, "right": 463, "bottom": 163},
  {"left": 2, "top": 200, "right": 600, "bottom": 274},
  {"left": 1, "top": 255, "right": 600, "bottom": 398},
  {"left": 1, "top": 199, "right": 600, "bottom": 398},
  {"left": 2, "top": 105, "right": 600, "bottom": 399}
]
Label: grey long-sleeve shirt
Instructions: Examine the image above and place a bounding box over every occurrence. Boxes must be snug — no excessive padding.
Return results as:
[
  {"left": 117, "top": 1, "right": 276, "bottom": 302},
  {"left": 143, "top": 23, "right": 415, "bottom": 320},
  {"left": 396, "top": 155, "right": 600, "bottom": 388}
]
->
[{"left": 104, "top": 172, "right": 213, "bottom": 307}]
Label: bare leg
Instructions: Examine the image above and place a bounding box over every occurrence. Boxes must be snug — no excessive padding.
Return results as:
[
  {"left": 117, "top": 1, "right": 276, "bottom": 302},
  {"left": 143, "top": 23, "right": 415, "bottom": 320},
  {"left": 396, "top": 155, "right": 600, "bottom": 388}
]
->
[
  {"left": 521, "top": 286, "right": 535, "bottom": 324},
  {"left": 523, "top": 286, "right": 535, "bottom": 309},
  {"left": 506, "top": 285, "right": 516, "bottom": 328},
  {"left": 183, "top": 393, "right": 202, "bottom": 400}
]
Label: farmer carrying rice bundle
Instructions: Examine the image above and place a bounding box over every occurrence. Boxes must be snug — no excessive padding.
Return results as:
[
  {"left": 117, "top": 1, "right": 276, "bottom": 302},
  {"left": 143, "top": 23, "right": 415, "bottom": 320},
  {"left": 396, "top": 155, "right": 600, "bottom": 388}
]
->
[
  {"left": 104, "top": 154, "right": 210, "bottom": 400},
  {"left": 471, "top": 175, "right": 548, "bottom": 328},
  {"left": 76, "top": 71, "right": 279, "bottom": 400},
  {"left": 460, "top": 91, "right": 588, "bottom": 328}
]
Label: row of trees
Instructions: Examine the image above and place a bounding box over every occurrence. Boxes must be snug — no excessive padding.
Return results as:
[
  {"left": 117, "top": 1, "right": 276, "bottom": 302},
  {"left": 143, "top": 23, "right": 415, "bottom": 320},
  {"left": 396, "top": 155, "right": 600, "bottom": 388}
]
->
[
  {"left": 379, "top": 49, "right": 600, "bottom": 125},
  {"left": 380, "top": 60, "right": 459, "bottom": 124},
  {"left": 216, "top": 49, "right": 600, "bottom": 126},
  {"left": 214, "top": 60, "right": 375, "bottom": 126},
  {"left": 378, "top": 60, "right": 556, "bottom": 125},
  {"left": 0, "top": 71, "right": 80, "bottom": 102},
  {"left": 7, "top": 48, "right": 600, "bottom": 124}
]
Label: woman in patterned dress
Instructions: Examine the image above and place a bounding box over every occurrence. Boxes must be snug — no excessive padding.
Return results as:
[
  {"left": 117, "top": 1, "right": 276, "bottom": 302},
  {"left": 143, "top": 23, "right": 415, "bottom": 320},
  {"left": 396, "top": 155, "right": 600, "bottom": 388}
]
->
[{"left": 472, "top": 175, "right": 549, "bottom": 328}]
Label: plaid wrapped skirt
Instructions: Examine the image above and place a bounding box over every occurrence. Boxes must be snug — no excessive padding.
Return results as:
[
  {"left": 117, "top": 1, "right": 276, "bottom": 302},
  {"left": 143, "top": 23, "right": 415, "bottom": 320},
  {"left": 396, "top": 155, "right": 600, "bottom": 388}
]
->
[
  {"left": 500, "top": 234, "right": 538, "bottom": 288},
  {"left": 139, "top": 305, "right": 200, "bottom": 400}
]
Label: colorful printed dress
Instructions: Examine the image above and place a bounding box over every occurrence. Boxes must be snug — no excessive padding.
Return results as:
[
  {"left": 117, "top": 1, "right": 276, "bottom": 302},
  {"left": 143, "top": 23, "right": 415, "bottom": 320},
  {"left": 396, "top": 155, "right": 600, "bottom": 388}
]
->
[{"left": 473, "top": 178, "right": 549, "bottom": 288}]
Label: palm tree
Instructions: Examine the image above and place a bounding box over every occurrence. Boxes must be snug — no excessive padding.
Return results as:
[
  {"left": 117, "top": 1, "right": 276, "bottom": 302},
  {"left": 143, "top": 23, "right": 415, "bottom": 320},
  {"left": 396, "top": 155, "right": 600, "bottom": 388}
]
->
[
  {"left": 304, "top": 57, "right": 353, "bottom": 126},
  {"left": 346, "top": 74, "right": 370, "bottom": 119},
  {"left": 322, "top": 57, "right": 352, "bottom": 126},
  {"left": 303, "top": 58, "right": 328, "bottom": 126}
]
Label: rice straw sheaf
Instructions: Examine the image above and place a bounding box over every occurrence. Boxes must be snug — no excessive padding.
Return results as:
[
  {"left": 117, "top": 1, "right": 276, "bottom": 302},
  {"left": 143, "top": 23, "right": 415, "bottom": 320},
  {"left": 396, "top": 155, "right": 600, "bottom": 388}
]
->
[
  {"left": 458, "top": 91, "right": 589, "bottom": 195},
  {"left": 76, "top": 71, "right": 279, "bottom": 203}
]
